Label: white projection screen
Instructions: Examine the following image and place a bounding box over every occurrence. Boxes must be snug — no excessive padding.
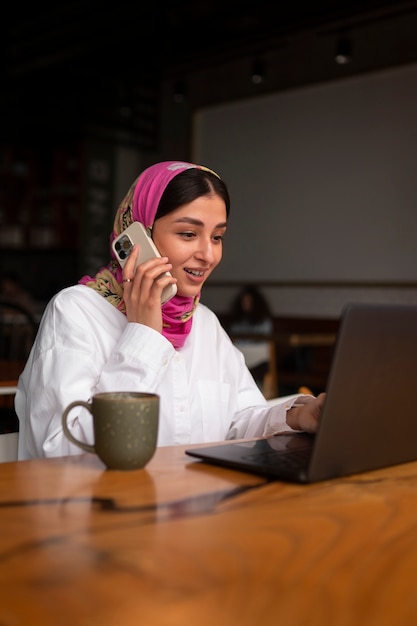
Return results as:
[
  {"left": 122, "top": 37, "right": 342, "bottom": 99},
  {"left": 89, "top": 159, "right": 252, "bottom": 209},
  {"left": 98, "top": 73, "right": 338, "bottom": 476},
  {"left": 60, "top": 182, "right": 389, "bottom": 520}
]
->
[{"left": 193, "top": 63, "right": 417, "bottom": 284}]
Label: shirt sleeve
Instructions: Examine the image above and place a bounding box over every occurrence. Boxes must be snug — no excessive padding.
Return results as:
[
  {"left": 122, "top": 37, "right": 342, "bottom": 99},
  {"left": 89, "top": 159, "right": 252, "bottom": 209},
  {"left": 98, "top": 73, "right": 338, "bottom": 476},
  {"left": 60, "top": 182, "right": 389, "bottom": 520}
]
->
[
  {"left": 16, "top": 287, "right": 175, "bottom": 459},
  {"left": 226, "top": 394, "right": 304, "bottom": 440}
]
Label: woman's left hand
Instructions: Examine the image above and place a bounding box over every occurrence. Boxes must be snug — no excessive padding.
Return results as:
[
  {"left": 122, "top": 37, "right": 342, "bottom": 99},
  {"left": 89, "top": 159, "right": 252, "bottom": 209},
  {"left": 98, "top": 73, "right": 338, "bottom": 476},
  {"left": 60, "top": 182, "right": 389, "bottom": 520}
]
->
[{"left": 286, "top": 393, "right": 326, "bottom": 433}]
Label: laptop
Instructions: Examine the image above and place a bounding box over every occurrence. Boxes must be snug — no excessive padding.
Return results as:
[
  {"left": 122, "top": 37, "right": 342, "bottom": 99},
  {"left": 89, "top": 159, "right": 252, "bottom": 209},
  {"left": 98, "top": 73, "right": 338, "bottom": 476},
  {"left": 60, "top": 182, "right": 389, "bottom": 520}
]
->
[{"left": 186, "top": 303, "right": 417, "bottom": 483}]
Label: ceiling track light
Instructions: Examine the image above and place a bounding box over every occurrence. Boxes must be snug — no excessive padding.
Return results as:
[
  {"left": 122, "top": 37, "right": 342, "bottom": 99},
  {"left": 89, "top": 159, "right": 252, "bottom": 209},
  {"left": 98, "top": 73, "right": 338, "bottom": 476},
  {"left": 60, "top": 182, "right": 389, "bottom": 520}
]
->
[
  {"left": 251, "top": 58, "right": 265, "bottom": 84},
  {"left": 335, "top": 36, "right": 352, "bottom": 65},
  {"left": 173, "top": 78, "right": 186, "bottom": 103}
]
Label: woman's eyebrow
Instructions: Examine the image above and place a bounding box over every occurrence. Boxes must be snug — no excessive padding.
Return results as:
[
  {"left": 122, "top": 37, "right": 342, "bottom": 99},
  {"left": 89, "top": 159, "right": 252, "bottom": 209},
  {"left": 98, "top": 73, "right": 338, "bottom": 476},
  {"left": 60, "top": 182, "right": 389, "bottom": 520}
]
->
[{"left": 174, "top": 217, "right": 227, "bottom": 228}]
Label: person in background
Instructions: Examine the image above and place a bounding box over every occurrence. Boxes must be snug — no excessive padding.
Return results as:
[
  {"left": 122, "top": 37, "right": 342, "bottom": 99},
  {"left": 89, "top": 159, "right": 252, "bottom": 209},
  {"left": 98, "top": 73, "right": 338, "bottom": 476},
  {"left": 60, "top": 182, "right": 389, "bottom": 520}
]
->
[
  {"left": 15, "top": 161, "right": 325, "bottom": 460},
  {"left": 228, "top": 284, "right": 274, "bottom": 390}
]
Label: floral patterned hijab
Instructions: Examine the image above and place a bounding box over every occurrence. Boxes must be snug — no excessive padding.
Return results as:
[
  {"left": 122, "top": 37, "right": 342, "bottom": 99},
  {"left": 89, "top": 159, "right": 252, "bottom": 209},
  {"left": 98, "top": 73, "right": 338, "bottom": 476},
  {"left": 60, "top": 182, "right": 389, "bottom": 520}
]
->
[{"left": 79, "top": 161, "right": 220, "bottom": 348}]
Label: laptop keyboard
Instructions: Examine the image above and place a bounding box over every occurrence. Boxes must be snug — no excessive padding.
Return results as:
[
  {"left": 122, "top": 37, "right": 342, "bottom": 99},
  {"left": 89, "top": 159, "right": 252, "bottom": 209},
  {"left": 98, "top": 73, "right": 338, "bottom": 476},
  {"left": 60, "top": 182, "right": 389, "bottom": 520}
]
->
[{"left": 242, "top": 446, "right": 311, "bottom": 471}]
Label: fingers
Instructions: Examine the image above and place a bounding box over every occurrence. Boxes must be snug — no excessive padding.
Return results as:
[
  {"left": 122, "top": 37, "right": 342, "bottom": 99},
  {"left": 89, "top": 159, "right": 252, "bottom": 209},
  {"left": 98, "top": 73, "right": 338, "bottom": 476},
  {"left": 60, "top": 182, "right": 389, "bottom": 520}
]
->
[
  {"left": 294, "top": 395, "right": 315, "bottom": 406},
  {"left": 122, "top": 245, "right": 175, "bottom": 293},
  {"left": 122, "top": 245, "right": 139, "bottom": 284},
  {"left": 286, "top": 393, "right": 326, "bottom": 433},
  {"left": 122, "top": 245, "right": 177, "bottom": 329},
  {"left": 136, "top": 258, "right": 175, "bottom": 298},
  {"left": 303, "top": 393, "right": 326, "bottom": 432}
]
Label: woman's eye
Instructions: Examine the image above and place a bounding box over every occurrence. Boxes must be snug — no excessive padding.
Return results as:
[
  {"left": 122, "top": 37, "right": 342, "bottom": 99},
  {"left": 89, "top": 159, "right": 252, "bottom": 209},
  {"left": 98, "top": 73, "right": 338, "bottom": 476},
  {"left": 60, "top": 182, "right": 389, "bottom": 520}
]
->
[
  {"left": 179, "top": 231, "right": 195, "bottom": 239},
  {"left": 213, "top": 234, "right": 225, "bottom": 242}
]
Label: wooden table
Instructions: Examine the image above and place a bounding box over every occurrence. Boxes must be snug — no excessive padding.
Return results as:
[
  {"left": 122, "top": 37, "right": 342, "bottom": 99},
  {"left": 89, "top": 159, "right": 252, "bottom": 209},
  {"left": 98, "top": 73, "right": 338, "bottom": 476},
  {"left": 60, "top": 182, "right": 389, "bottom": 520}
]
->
[{"left": 1, "top": 444, "right": 417, "bottom": 625}]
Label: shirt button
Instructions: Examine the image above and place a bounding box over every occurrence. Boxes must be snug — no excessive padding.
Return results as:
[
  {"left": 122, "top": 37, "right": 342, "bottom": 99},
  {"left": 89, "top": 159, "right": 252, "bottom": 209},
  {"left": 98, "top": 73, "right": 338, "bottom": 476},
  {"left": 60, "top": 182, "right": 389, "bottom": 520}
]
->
[
  {"left": 178, "top": 404, "right": 185, "bottom": 412},
  {"left": 162, "top": 357, "right": 168, "bottom": 365},
  {"left": 174, "top": 354, "right": 181, "bottom": 363}
]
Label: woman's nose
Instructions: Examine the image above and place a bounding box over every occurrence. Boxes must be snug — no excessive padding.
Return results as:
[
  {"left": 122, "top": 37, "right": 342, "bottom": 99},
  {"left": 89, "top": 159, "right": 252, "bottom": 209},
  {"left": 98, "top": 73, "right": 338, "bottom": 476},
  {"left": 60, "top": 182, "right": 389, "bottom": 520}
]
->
[{"left": 195, "top": 238, "right": 215, "bottom": 262}]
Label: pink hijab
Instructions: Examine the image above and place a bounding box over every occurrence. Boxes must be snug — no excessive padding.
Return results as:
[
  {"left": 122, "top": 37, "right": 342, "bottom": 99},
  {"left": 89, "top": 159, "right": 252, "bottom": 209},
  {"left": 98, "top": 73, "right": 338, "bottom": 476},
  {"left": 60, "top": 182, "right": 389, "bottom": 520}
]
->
[{"left": 79, "top": 161, "right": 219, "bottom": 348}]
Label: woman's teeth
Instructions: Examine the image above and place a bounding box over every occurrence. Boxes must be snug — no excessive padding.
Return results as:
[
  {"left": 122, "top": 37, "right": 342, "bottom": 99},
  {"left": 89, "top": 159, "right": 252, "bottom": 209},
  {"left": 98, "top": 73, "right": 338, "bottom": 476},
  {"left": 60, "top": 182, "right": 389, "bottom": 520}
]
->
[{"left": 186, "top": 269, "right": 204, "bottom": 276}]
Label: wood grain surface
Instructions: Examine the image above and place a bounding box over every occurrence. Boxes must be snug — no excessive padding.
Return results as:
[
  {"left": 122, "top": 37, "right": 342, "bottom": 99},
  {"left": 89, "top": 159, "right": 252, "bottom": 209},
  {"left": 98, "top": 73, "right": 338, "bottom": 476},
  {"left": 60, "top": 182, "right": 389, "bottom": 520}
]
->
[{"left": 1, "top": 444, "right": 417, "bottom": 625}]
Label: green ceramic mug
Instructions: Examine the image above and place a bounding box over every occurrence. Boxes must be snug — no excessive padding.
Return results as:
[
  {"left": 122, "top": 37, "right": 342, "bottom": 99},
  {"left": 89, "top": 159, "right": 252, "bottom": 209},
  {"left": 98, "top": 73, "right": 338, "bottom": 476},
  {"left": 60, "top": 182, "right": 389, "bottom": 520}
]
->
[{"left": 62, "top": 392, "right": 159, "bottom": 470}]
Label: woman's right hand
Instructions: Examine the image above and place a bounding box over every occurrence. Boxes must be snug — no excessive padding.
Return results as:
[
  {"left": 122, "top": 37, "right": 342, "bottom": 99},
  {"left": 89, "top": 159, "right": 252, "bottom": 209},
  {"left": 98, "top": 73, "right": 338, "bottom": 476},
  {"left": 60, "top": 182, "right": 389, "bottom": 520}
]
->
[{"left": 122, "top": 245, "right": 177, "bottom": 332}]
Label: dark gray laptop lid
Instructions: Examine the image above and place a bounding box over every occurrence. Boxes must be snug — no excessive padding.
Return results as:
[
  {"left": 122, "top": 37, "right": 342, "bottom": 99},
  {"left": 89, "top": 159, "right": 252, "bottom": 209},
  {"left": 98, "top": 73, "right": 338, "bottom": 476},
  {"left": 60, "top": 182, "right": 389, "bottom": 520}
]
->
[{"left": 308, "top": 302, "right": 417, "bottom": 481}]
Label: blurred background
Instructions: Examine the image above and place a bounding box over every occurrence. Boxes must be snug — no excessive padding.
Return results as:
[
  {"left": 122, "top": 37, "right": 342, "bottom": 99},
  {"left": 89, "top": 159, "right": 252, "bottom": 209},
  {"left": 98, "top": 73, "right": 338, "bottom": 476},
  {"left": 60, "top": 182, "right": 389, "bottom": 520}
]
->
[{"left": 2, "top": 0, "right": 417, "bottom": 311}]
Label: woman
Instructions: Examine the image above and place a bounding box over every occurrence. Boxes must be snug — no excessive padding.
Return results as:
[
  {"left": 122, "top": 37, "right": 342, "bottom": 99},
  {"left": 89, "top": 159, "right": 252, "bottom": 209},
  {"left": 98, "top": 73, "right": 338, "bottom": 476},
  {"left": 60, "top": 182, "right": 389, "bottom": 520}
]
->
[
  {"left": 15, "top": 161, "right": 325, "bottom": 459},
  {"left": 228, "top": 284, "right": 274, "bottom": 390}
]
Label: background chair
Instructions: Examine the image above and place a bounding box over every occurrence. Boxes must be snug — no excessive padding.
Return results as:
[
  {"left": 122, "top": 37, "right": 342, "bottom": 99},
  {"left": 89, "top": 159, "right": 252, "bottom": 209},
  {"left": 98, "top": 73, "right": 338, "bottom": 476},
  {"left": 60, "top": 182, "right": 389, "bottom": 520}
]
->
[
  {"left": 0, "top": 299, "right": 38, "bottom": 361},
  {"left": 0, "top": 299, "right": 39, "bottom": 461},
  {"left": 0, "top": 383, "right": 18, "bottom": 460}
]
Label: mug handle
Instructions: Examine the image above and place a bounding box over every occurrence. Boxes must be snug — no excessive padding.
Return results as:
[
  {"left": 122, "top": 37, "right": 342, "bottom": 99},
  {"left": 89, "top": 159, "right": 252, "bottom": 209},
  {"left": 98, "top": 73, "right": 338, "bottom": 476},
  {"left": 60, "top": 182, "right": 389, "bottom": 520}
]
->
[{"left": 62, "top": 400, "right": 95, "bottom": 454}]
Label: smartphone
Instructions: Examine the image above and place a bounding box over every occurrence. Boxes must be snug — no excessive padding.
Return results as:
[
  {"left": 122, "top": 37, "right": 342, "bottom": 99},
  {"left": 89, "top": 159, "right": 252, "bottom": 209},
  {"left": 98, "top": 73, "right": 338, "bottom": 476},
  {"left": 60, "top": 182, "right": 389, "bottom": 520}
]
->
[{"left": 112, "top": 221, "right": 177, "bottom": 304}]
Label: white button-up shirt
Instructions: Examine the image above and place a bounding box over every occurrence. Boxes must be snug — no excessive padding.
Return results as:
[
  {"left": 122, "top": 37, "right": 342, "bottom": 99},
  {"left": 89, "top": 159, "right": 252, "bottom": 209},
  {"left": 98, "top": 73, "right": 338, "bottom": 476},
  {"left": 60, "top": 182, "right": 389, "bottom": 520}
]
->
[{"left": 15, "top": 285, "right": 297, "bottom": 459}]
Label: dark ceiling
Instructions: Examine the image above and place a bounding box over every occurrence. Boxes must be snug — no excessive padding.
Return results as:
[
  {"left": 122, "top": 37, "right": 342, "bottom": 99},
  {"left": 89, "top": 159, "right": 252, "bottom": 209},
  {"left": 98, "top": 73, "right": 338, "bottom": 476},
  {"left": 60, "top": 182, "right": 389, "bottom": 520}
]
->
[{"left": 3, "top": 0, "right": 417, "bottom": 141}]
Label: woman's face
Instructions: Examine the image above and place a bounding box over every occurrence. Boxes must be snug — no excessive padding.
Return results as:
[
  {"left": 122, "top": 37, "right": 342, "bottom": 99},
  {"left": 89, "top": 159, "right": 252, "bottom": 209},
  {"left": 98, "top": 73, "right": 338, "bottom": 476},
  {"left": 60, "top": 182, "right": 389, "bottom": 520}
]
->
[{"left": 152, "top": 193, "right": 227, "bottom": 298}]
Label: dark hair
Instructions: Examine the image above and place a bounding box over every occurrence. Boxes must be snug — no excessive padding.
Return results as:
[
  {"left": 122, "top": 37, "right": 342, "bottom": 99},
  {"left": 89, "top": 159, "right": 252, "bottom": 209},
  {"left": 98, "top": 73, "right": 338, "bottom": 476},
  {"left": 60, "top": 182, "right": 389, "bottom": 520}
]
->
[
  {"left": 155, "top": 167, "right": 230, "bottom": 221},
  {"left": 230, "top": 284, "right": 272, "bottom": 325}
]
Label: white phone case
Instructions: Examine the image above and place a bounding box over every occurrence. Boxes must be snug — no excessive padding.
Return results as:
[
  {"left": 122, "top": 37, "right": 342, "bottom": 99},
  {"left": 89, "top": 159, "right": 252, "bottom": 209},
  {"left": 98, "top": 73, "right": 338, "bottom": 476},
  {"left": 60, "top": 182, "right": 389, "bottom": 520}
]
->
[{"left": 112, "top": 222, "right": 177, "bottom": 304}]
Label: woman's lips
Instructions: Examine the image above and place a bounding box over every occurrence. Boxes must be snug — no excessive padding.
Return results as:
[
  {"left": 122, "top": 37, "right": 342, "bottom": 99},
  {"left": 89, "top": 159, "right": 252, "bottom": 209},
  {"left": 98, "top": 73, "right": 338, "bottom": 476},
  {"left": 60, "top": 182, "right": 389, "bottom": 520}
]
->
[{"left": 184, "top": 268, "right": 206, "bottom": 283}]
